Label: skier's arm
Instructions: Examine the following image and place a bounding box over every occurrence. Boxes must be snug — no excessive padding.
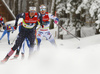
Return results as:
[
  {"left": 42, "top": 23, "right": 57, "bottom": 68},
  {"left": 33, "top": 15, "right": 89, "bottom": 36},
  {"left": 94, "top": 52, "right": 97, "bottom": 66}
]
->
[
  {"left": 1, "top": 21, "right": 5, "bottom": 26},
  {"left": 11, "top": 26, "right": 14, "bottom": 30},
  {"left": 0, "top": 21, "right": 5, "bottom": 29},
  {"left": 0, "top": 16, "right": 5, "bottom": 26},
  {"left": 36, "top": 21, "right": 41, "bottom": 31},
  {"left": 38, "top": 13, "right": 42, "bottom": 26},
  {"left": 9, "top": 26, "right": 14, "bottom": 33},
  {"left": 36, "top": 13, "right": 42, "bottom": 30},
  {"left": 48, "top": 13, "right": 59, "bottom": 22},
  {"left": 14, "top": 13, "right": 25, "bottom": 29}
]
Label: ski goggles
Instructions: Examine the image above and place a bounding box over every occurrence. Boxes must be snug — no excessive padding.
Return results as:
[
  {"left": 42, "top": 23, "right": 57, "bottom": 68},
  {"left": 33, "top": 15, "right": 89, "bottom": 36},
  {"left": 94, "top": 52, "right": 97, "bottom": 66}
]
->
[
  {"left": 30, "top": 11, "right": 36, "bottom": 13},
  {"left": 29, "top": 7, "right": 36, "bottom": 11},
  {"left": 40, "top": 9, "right": 46, "bottom": 11}
]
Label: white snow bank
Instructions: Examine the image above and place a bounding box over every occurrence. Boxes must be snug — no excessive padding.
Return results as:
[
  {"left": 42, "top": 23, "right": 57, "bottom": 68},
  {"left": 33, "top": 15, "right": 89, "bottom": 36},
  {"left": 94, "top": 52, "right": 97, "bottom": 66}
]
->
[
  {"left": 5, "top": 18, "right": 23, "bottom": 26},
  {"left": 1, "top": 18, "right": 100, "bottom": 74},
  {"left": 81, "top": 26, "right": 96, "bottom": 37}
]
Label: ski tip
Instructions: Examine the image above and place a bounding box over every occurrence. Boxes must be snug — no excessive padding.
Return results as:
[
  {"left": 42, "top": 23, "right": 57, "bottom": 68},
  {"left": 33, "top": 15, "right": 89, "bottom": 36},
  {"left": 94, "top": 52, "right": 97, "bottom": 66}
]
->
[
  {"left": 10, "top": 58, "right": 16, "bottom": 60},
  {"left": 10, "top": 58, "right": 14, "bottom": 60},
  {"left": 0, "top": 60, "right": 6, "bottom": 64},
  {"left": 10, "top": 57, "right": 18, "bottom": 60}
]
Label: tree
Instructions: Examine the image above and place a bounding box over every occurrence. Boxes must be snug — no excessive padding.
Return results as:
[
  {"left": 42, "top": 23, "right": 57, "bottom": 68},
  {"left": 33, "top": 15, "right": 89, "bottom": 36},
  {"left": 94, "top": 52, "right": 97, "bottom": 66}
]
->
[
  {"left": 15, "top": 0, "right": 18, "bottom": 16},
  {"left": 50, "top": 0, "right": 56, "bottom": 29},
  {"left": 56, "top": 0, "right": 83, "bottom": 39},
  {"left": 56, "top": 0, "right": 70, "bottom": 39},
  {"left": 76, "top": 0, "right": 100, "bottom": 26}
]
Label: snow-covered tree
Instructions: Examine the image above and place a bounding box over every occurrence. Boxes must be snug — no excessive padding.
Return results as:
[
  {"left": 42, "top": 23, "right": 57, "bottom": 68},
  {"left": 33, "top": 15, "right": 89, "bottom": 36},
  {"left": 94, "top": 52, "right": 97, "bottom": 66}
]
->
[
  {"left": 50, "top": 0, "right": 56, "bottom": 29},
  {"left": 4, "top": 0, "right": 100, "bottom": 39},
  {"left": 56, "top": 0, "right": 82, "bottom": 39},
  {"left": 76, "top": 0, "right": 100, "bottom": 26}
]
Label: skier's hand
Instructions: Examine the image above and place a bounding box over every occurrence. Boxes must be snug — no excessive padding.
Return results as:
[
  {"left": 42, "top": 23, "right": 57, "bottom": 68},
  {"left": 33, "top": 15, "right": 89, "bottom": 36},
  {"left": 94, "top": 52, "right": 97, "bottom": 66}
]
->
[
  {"left": 12, "top": 31, "right": 13, "bottom": 33},
  {"left": 3, "top": 26, "right": 6, "bottom": 30},
  {"left": 14, "top": 26, "right": 17, "bottom": 30},
  {"left": 54, "top": 20, "right": 58, "bottom": 24},
  {"left": 42, "top": 25, "right": 44, "bottom": 28},
  {"left": 12, "top": 30, "right": 14, "bottom": 33},
  {"left": 36, "top": 26, "right": 41, "bottom": 31}
]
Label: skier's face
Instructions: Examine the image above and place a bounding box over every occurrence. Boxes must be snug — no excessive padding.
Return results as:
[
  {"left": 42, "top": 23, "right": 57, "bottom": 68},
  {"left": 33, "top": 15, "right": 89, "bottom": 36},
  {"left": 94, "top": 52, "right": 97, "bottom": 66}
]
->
[
  {"left": 40, "top": 8, "right": 46, "bottom": 14},
  {"left": 29, "top": 10, "right": 36, "bottom": 17}
]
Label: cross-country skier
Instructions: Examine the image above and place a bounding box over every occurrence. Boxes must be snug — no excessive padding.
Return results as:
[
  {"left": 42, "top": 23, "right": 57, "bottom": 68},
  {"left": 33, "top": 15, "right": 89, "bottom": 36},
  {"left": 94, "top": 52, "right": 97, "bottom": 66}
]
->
[
  {"left": 0, "top": 24, "right": 14, "bottom": 44},
  {"left": 1, "top": 6, "right": 41, "bottom": 63},
  {"left": 13, "top": 21, "right": 41, "bottom": 59},
  {"left": 14, "top": 22, "right": 30, "bottom": 59},
  {"left": 36, "top": 4, "right": 59, "bottom": 49},
  {"left": 0, "top": 15, "right": 5, "bottom": 30}
]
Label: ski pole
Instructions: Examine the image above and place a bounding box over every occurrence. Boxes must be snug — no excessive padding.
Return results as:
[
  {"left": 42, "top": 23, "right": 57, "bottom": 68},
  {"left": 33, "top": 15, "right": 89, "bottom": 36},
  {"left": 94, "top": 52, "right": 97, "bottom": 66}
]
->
[
  {"left": 6, "top": 30, "right": 14, "bottom": 32},
  {"left": 57, "top": 24, "right": 80, "bottom": 41}
]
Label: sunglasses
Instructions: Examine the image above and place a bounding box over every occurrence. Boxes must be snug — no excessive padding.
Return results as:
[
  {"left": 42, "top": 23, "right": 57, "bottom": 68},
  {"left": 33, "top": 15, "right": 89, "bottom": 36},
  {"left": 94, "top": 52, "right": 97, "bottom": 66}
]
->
[
  {"left": 40, "top": 9, "right": 46, "bottom": 11},
  {"left": 30, "top": 11, "right": 36, "bottom": 13}
]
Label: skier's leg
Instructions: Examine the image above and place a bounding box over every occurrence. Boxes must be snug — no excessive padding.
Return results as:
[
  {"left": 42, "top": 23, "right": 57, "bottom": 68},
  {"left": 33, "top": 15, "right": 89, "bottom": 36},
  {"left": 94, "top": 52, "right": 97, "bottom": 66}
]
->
[
  {"left": 27, "top": 31, "right": 36, "bottom": 56},
  {"left": 1, "top": 31, "right": 25, "bottom": 62},
  {"left": 7, "top": 31, "right": 10, "bottom": 44},
  {"left": 36, "top": 38, "right": 41, "bottom": 49},
  {"left": 49, "top": 35, "right": 56, "bottom": 46},
  {"left": 36, "top": 31, "right": 43, "bottom": 50},
  {"left": 20, "top": 38, "right": 30, "bottom": 59},
  {"left": 14, "top": 44, "right": 22, "bottom": 58},
  {"left": 21, "top": 40, "right": 25, "bottom": 54},
  {"left": 45, "top": 31, "right": 56, "bottom": 46},
  {"left": 16, "top": 46, "right": 21, "bottom": 55},
  {"left": 0, "top": 30, "right": 7, "bottom": 40},
  {"left": 26, "top": 38, "right": 30, "bottom": 48},
  {"left": 21, "top": 40, "right": 25, "bottom": 59}
]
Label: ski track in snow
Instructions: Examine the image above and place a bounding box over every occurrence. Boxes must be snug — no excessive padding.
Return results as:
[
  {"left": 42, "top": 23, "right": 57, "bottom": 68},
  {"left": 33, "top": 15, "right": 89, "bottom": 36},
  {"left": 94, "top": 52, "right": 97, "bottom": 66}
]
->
[{"left": 0, "top": 29, "right": 100, "bottom": 74}]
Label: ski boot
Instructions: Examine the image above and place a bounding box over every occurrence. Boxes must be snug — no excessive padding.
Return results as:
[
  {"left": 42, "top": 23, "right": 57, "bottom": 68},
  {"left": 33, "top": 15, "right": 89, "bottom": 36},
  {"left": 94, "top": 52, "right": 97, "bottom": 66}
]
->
[
  {"left": 1, "top": 55, "right": 9, "bottom": 63},
  {"left": 14, "top": 54, "right": 19, "bottom": 58},
  {"left": 14, "top": 49, "right": 20, "bottom": 58},
  {"left": 21, "top": 53, "right": 24, "bottom": 60},
  {"left": 8, "top": 40, "right": 10, "bottom": 45}
]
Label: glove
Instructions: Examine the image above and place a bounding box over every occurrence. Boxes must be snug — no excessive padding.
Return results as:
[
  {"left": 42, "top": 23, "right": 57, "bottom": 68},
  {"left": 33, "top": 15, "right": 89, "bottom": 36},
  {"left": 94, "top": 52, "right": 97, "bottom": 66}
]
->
[
  {"left": 14, "top": 26, "right": 17, "bottom": 30},
  {"left": 42, "top": 25, "right": 44, "bottom": 28},
  {"left": 12, "top": 30, "right": 14, "bottom": 33},
  {"left": 54, "top": 20, "right": 58, "bottom": 24},
  {"left": 3, "top": 26, "right": 6, "bottom": 30}
]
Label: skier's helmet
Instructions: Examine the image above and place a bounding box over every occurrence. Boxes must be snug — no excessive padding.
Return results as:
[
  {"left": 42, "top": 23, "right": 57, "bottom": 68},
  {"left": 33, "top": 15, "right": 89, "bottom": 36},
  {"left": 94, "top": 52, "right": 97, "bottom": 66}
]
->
[
  {"left": 29, "top": 6, "right": 36, "bottom": 16},
  {"left": 40, "top": 5, "right": 46, "bottom": 9},
  {"left": 29, "top": 6, "right": 36, "bottom": 11}
]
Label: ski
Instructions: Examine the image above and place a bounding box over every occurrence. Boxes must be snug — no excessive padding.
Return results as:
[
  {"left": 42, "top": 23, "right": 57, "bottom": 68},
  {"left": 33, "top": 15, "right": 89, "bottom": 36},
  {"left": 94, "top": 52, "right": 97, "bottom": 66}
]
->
[
  {"left": 10, "top": 55, "right": 19, "bottom": 60},
  {"left": 10, "top": 57, "right": 17, "bottom": 60}
]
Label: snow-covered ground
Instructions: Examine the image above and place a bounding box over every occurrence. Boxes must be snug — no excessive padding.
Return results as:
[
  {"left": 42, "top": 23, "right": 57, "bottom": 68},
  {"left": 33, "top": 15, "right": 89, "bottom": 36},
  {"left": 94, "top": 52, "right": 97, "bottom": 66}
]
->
[{"left": 0, "top": 26, "right": 100, "bottom": 74}]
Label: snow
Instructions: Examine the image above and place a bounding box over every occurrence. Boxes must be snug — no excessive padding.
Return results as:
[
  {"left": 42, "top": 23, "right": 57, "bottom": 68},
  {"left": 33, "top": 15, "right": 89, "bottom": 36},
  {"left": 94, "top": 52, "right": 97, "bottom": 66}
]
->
[
  {"left": 0, "top": 23, "right": 100, "bottom": 74},
  {"left": 5, "top": 18, "right": 23, "bottom": 26},
  {"left": 81, "top": 26, "right": 96, "bottom": 37}
]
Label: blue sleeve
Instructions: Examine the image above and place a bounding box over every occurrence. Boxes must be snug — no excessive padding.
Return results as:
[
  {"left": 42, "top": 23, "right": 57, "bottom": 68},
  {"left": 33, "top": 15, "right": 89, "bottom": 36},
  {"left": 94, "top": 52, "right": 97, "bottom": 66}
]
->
[
  {"left": 15, "top": 13, "right": 25, "bottom": 27},
  {"left": 55, "top": 18, "right": 59, "bottom": 22},
  {"left": 19, "top": 25, "right": 22, "bottom": 32},
  {"left": 11, "top": 26, "right": 14, "bottom": 30}
]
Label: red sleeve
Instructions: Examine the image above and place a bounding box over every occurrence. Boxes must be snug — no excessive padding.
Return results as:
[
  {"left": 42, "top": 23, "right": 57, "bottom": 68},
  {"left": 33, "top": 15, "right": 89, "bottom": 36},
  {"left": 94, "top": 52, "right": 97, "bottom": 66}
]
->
[{"left": 0, "top": 17, "right": 3, "bottom": 21}]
